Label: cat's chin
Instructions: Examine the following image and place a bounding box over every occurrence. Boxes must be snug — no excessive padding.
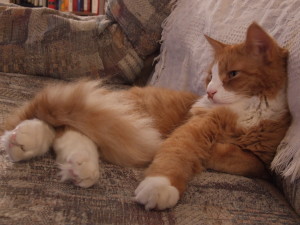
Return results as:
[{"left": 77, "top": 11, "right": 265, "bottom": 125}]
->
[
  {"left": 208, "top": 97, "right": 219, "bottom": 104},
  {"left": 209, "top": 95, "right": 243, "bottom": 105},
  {"left": 191, "top": 95, "right": 234, "bottom": 109},
  {"left": 209, "top": 97, "right": 231, "bottom": 105}
]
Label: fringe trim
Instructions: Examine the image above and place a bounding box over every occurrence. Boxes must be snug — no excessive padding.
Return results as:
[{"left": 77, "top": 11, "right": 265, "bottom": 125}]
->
[
  {"left": 151, "top": 0, "right": 182, "bottom": 84},
  {"left": 271, "top": 122, "right": 300, "bottom": 182}
]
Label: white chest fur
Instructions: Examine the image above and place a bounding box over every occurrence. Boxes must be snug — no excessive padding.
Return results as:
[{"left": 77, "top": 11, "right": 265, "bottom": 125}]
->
[
  {"left": 192, "top": 90, "right": 288, "bottom": 129},
  {"left": 230, "top": 91, "right": 288, "bottom": 128}
]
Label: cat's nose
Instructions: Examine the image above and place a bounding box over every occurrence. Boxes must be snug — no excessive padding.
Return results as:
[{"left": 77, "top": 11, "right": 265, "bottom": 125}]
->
[{"left": 207, "top": 90, "right": 217, "bottom": 99}]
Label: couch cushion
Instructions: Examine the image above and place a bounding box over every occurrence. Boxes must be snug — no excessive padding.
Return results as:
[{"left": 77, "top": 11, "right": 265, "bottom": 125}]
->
[
  {"left": 0, "top": 72, "right": 299, "bottom": 224},
  {"left": 0, "top": 73, "right": 59, "bottom": 134},
  {"left": 0, "top": 4, "right": 144, "bottom": 84},
  {"left": 149, "top": 0, "right": 300, "bottom": 214}
]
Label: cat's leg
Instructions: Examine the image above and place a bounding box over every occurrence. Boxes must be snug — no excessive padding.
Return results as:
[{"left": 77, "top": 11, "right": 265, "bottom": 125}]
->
[
  {"left": 135, "top": 116, "right": 213, "bottom": 210},
  {"left": 206, "top": 143, "right": 270, "bottom": 179},
  {"left": 53, "top": 129, "right": 100, "bottom": 188},
  {"left": 1, "top": 119, "right": 55, "bottom": 162}
]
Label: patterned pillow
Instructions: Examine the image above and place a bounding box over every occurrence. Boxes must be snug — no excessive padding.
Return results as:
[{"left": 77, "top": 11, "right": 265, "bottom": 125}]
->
[{"left": 106, "top": 0, "right": 173, "bottom": 57}]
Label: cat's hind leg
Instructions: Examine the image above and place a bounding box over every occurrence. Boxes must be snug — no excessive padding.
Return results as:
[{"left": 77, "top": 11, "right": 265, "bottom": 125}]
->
[
  {"left": 206, "top": 143, "right": 270, "bottom": 179},
  {"left": 1, "top": 119, "right": 55, "bottom": 162},
  {"left": 54, "top": 129, "right": 100, "bottom": 188}
]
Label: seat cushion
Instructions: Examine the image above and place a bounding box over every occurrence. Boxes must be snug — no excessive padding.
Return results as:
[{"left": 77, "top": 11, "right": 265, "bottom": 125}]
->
[{"left": 0, "top": 72, "right": 299, "bottom": 224}]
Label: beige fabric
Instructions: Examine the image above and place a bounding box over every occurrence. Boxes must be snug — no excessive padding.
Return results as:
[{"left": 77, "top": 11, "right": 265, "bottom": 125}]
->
[{"left": 106, "top": 0, "right": 173, "bottom": 57}]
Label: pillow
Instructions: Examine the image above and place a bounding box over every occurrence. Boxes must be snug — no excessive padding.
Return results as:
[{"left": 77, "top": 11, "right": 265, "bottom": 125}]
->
[
  {"left": 106, "top": 0, "right": 173, "bottom": 57},
  {"left": 0, "top": 4, "right": 143, "bottom": 84},
  {"left": 149, "top": 0, "right": 300, "bottom": 214}
]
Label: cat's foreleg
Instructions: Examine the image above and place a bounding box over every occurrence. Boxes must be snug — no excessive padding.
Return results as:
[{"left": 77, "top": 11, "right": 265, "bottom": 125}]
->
[
  {"left": 53, "top": 129, "right": 100, "bottom": 188},
  {"left": 135, "top": 116, "right": 212, "bottom": 210},
  {"left": 1, "top": 119, "right": 55, "bottom": 162}
]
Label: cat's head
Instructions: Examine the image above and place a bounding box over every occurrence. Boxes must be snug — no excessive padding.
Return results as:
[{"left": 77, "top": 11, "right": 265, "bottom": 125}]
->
[{"left": 204, "top": 22, "right": 288, "bottom": 105}]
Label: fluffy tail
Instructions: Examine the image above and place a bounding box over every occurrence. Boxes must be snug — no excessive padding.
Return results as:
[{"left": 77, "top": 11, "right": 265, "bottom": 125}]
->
[{"left": 5, "top": 80, "right": 162, "bottom": 167}]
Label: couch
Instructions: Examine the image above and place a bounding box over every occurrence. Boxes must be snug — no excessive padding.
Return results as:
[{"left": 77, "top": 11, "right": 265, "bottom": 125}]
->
[{"left": 0, "top": 0, "right": 299, "bottom": 224}]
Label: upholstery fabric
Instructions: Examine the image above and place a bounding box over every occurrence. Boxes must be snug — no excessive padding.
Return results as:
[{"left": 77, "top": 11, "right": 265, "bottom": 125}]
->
[
  {"left": 0, "top": 73, "right": 299, "bottom": 224},
  {"left": 106, "top": 0, "right": 174, "bottom": 57},
  {"left": 149, "top": 0, "right": 300, "bottom": 214},
  {"left": 0, "top": 4, "right": 144, "bottom": 84}
]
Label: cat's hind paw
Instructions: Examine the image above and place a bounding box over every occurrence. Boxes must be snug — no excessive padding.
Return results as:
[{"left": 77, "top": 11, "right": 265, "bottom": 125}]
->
[
  {"left": 58, "top": 152, "right": 100, "bottom": 188},
  {"left": 1, "top": 119, "right": 55, "bottom": 162},
  {"left": 134, "top": 176, "right": 180, "bottom": 210}
]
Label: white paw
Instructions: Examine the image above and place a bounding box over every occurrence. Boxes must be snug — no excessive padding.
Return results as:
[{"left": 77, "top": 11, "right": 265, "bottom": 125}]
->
[
  {"left": 134, "top": 176, "right": 180, "bottom": 210},
  {"left": 1, "top": 119, "right": 55, "bottom": 162},
  {"left": 54, "top": 130, "right": 100, "bottom": 188},
  {"left": 58, "top": 152, "right": 100, "bottom": 188}
]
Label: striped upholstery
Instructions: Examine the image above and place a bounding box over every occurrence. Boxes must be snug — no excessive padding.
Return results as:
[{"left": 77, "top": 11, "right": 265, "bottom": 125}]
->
[{"left": 106, "top": 0, "right": 173, "bottom": 57}]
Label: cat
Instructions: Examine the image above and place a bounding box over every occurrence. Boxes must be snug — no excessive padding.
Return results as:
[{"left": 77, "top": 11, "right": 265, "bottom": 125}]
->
[{"left": 0, "top": 22, "right": 290, "bottom": 210}]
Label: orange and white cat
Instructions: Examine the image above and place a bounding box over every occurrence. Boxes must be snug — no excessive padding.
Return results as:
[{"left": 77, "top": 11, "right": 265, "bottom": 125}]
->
[{"left": 0, "top": 23, "right": 290, "bottom": 210}]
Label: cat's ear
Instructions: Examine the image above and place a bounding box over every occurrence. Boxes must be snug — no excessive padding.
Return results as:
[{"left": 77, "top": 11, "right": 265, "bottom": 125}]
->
[
  {"left": 245, "top": 22, "right": 275, "bottom": 61},
  {"left": 205, "top": 35, "right": 226, "bottom": 54}
]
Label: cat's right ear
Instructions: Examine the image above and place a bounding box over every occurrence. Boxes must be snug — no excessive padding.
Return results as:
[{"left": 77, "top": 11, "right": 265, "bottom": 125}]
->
[
  {"left": 205, "top": 35, "right": 226, "bottom": 55},
  {"left": 245, "top": 22, "right": 275, "bottom": 62}
]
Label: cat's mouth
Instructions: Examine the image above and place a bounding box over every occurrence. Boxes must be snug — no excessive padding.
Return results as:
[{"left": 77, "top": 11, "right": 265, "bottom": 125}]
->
[{"left": 207, "top": 95, "right": 220, "bottom": 104}]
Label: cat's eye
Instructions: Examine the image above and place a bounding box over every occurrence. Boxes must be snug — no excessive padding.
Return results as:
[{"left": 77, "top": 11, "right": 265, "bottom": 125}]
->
[
  {"left": 228, "top": 70, "right": 239, "bottom": 79},
  {"left": 206, "top": 72, "right": 212, "bottom": 84},
  {"left": 207, "top": 72, "right": 212, "bottom": 80},
  {"left": 19, "top": 145, "right": 25, "bottom": 152}
]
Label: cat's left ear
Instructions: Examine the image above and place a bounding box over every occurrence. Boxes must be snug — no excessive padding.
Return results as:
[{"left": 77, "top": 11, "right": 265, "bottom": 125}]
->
[
  {"left": 245, "top": 22, "right": 275, "bottom": 62},
  {"left": 205, "top": 35, "right": 226, "bottom": 55}
]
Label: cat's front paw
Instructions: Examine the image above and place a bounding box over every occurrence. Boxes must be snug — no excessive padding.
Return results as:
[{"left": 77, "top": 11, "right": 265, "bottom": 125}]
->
[
  {"left": 58, "top": 152, "right": 100, "bottom": 188},
  {"left": 1, "top": 119, "right": 55, "bottom": 162},
  {"left": 134, "top": 176, "right": 180, "bottom": 210}
]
